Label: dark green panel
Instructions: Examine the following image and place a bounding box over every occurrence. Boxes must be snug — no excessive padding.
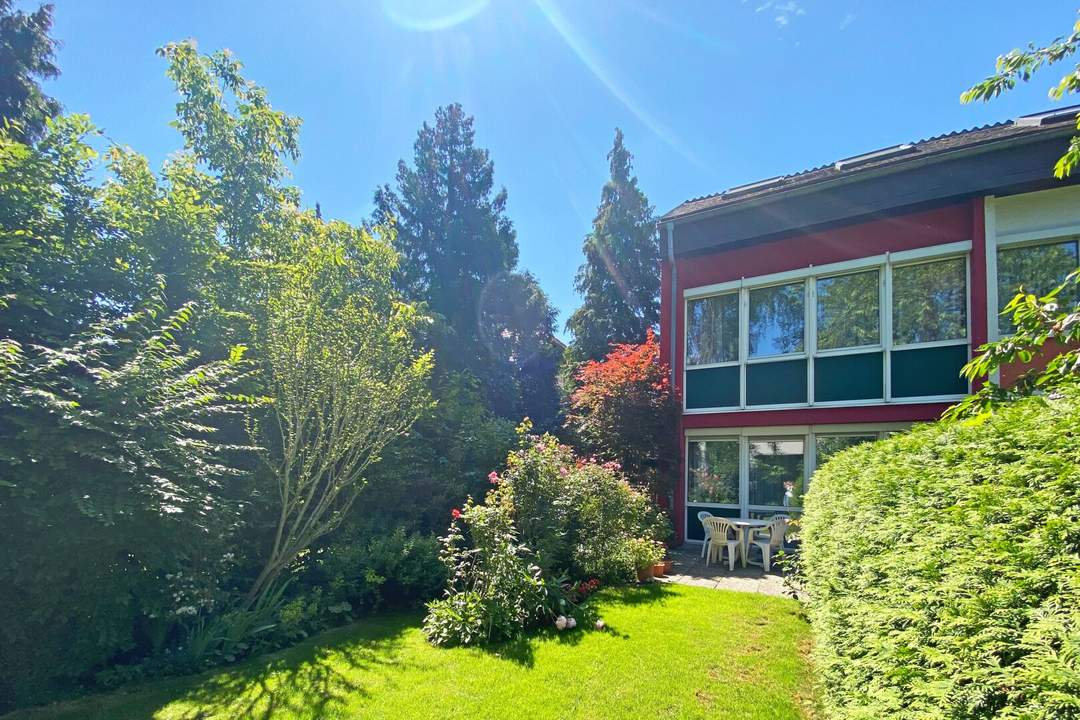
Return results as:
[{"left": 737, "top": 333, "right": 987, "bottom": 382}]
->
[
  {"left": 747, "top": 359, "right": 807, "bottom": 406},
  {"left": 685, "top": 366, "right": 740, "bottom": 409},
  {"left": 686, "top": 505, "right": 739, "bottom": 542},
  {"left": 891, "top": 345, "right": 969, "bottom": 398},
  {"left": 815, "top": 352, "right": 884, "bottom": 402}
]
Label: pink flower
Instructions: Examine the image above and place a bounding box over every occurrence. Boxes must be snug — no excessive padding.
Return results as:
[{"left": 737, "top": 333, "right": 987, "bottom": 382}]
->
[
  {"left": 451, "top": 508, "right": 462, "bottom": 519},
  {"left": 559, "top": 467, "right": 569, "bottom": 477},
  {"left": 488, "top": 471, "right": 500, "bottom": 485}
]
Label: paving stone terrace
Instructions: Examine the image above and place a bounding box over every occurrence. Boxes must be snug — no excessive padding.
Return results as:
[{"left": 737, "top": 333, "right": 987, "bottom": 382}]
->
[{"left": 658, "top": 546, "right": 797, "bottom": 598}]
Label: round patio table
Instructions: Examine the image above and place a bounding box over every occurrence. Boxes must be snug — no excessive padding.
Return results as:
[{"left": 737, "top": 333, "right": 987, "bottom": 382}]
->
[{"left": 729, "top": 518, "right": 769, "bottom": 567}]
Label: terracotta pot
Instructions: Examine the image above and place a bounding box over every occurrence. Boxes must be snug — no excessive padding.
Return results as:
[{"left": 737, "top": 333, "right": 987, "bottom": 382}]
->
[
  {"left": 652, "top": 562, "right": 667, "bottom": 577},
  {"left": 661, "top": 559, "right": 674, "bottom": 575},
  {"left": 636, "top": 565, "right": 654, "bottom": 582}
]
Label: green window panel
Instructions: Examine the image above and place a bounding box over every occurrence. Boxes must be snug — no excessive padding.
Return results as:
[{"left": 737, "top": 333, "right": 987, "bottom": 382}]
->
[
  {"left": 685, "top": 366, "right": 740, "bottom": 409},
  {"left": 815, "top": 352, "right": 884, "bottom": 402},
  {"left": 686, "top": 505, "right": 740, "bottom": 542},
  {"left": 746, "top": 359, "right": 807, "bottom": 406},
  {"left": 891, "top": 345, "right": 968, "bottom": 398}
]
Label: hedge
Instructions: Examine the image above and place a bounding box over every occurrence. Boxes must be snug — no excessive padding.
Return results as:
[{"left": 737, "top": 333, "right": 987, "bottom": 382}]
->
[{"left": 800, "top": 387, "right": 1080, "bottom": 720}]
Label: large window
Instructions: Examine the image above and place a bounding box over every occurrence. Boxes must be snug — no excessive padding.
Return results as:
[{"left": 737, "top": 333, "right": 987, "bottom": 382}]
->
[
  {"left": 996, "top": 238, "right": 1079, "bottom": 335},
  {"left": 749, "top": 438, "right": 804, "bottom": 508},
  {"left": 685, "top": 427, "right": 899, "bottom": 533},
  {"left": 816, "top": 270, "right": 880, "bottom": 350},
  {"left": 892, "top": 258, "right": 967, "bottom": 345},
  {"left": 749, "top": 283, "right": 804, "bottom": 357},
  {"left": 687, "top": 439, "right": 739, "bottom": 505},
  {"left": 686, "top": 293, "right": 738, "bottom": 365},
  {"left": 683, "top": 246, "right": 971, "bottom": 412}
]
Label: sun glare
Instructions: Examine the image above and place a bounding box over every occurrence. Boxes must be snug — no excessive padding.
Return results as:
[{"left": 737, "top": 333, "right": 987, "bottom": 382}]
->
[{"left": 381, "top": 0, "right": 491, "bottom": 32}]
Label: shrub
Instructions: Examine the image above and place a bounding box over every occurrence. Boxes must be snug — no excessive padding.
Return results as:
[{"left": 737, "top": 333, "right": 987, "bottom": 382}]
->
[
  {"left": 423, "top": 424, "right": 667, "bottom": 646},
  {"left": 800, "top": 386, "right": 1080, "bottom": 720},
  {"left": 423, "top": 501, "right": 548, "bottom": 647},
  {"left": 565, "top": 329, "right": 679, "bottom": 501}
]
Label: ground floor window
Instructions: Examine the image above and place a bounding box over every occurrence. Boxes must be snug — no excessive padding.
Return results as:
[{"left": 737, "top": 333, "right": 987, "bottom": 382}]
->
[{"left": 684, "top": 424, "right": 903, "bottom": 541}]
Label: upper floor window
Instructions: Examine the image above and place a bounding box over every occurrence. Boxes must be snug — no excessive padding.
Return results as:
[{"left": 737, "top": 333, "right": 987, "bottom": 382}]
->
[
  {"left": 996, "top": 238, "right": 1079, "bottom": 335},
  {"left": 749, "top": 282, "right": 804, "bottom": 358},
  {"left": 816, "top": 270, "right": 880, "bottom": 350},
  {"left": 892, "top": 257, "right": 967, "bottom": 345},
  {"left": 686, "top": 293, "right": 738, "bottom": 366}
]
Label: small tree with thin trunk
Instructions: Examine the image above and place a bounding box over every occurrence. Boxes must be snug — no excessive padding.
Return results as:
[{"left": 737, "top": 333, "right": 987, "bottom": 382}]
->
[{"left": 246, "top": 223, "right": 433, "bottom": 606}]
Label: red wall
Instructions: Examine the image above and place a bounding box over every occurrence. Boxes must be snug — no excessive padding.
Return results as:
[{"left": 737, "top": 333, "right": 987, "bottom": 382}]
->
[{"left": 663, "top": 201, "right": 987, "bottom": 542}]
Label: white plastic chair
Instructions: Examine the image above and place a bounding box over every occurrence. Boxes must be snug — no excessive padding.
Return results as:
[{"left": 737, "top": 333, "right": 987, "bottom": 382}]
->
[
  {"left": 697, "top": 510, "right": 714, "bottom": 559},
  {"left": 748, "top": 516, "right": 788, "bottom": 572},
  {"left": 704, "top": 516, "right": 744, "bottom": 571}
]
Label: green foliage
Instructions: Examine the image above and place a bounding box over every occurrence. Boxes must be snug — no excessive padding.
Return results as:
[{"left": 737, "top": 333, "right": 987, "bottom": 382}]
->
[
  {"left": 565, "top": 330, "right": 679, "bottom": 501},
  {"left": 246, "top": 225, "right": 434, "bottom": 605},
  {"left": 308, "top": 525, "right": 445, "bottom": 615},
  {"left": 361, "top": 371, "right": 517, "bottom": 533},
  {"left": 0, "top": 293, "right": 259, "bottom": 708},
  {"left": 422, "top": 426, "right": 667, "bottom": 647},
  {"left": 423, "top": 500, "right": 548, "bottom": 647},
  {"left": 801, "top": 386, "right": 1080, "bottom": 719},
  {"left": 372, "top": 103, "right": 559, "bottom": 423},
  {"left": 946, "top": 269, "right": 1080, "bottom": 420},
  {"left": 158, "top": 41, "right": 301, "bottom": 253},
  {"left": 0, "top": 0, "right": 60, "bottom": 143},
  {"left": 565, "top": 128, "right": 659, "bottom": 365},
  {"left": 962, "top": 11, "right": 1080, "bottom": 178}
]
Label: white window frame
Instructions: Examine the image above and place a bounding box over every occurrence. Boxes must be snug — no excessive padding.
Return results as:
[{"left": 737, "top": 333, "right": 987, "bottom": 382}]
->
[
  {"left": 684, "top": 423, "right": 909, "bottom": 525},
  {"left": 989, "top": 232, "right": 1080, "bottom": 340},
  {"left": 682, "top": 242, "right": 972, "bottom": 414}
]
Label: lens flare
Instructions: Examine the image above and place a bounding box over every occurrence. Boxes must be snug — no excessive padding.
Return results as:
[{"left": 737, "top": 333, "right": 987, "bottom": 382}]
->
[{"left": 381, "top": 0, "right": 490, "bottom": 32}]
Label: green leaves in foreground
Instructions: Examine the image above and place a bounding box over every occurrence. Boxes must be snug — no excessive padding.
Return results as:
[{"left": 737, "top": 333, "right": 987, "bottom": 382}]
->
[{"left": 801, "top": 386, "right": 1080, "bottom": 719}]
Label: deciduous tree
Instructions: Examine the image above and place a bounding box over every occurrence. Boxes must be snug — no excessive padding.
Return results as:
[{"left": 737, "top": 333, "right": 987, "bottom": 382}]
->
[{"left": 962, "top": 9, "right": 1080, "bottom": 178}]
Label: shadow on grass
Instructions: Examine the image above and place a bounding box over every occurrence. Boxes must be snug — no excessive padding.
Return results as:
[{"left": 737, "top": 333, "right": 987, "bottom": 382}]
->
[{"left": 163, "top": 612, "right": 419, "bottom": 720}]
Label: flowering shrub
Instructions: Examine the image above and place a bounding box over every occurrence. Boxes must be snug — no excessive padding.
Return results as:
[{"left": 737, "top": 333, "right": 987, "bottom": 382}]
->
[{"left": 423, "top": 422, "right": 668, "bottom": 646}]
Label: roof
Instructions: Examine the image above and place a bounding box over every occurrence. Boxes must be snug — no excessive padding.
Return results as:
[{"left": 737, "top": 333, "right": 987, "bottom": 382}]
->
[{"left": 661, "top": 106, "right": 1080, "bottom": 223}]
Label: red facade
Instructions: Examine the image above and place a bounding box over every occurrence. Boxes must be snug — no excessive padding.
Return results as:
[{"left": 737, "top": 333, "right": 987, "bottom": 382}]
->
[{"left": 662, "top": 200, "right": 991, "bottom": 543}]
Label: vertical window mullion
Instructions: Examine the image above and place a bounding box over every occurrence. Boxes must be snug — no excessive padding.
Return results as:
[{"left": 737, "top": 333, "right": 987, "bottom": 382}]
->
[
  {"left": 739, "top": 435, "right": 749, "bottom": 519},
  {"left": 739, "top": 286, "right": 748, "bottom": 409},
  {"left": 806, "top": 276, "right": 815, "bottom": 406},
  {"left": 883, "top": 258, "right": 893, "bottom": 402}
]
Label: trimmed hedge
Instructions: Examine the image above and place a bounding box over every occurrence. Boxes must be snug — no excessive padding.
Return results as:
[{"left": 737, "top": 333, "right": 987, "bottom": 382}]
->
[{"left": 801, "top": 387, "right": 1080, "bottom": 720}]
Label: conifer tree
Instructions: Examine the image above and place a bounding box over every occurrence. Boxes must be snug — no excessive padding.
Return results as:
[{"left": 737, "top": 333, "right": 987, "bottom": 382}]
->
[{"left": 565, "top": 129, "right": 660, "bottom": 364}]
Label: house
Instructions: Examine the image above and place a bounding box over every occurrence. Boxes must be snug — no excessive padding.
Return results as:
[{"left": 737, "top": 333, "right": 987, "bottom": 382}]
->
[{"left": 659, "top": 107, "right": 1080, "bottom": 545}]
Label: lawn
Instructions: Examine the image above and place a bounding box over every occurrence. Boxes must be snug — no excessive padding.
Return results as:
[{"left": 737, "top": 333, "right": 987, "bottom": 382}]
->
[{"left": 4, "top": 584, "right": 815, "bottom": 720}]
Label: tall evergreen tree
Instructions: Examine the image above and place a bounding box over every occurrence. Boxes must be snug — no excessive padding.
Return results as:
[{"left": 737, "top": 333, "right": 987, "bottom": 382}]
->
[
  {"left": 565, "top": 129, "right": 660, "bottom": 364},
  {"left": 0, "top": 0, "right": 60, "bottom": 143},
  {"left": 373, "top": 103, "right": 558, "bottom": 419}
]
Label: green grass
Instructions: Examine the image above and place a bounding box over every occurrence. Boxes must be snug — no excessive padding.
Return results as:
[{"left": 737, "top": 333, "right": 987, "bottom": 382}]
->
[{"left": 4, "top": 584, "right": 814, "bottom": 720}]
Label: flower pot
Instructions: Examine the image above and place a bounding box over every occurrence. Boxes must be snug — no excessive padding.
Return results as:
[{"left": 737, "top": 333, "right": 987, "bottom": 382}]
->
[
  {"left": 661, "top": 559, "right": 674, "bottom": 575},
  {"left": 636, "top": 565, "right": 654, "bottom": 583},
  {"left": 652, "top": 562, "right": 667, "bottom": 577}
]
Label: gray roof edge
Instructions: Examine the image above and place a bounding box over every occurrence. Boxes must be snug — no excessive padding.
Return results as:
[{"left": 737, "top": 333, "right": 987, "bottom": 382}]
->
[{"left": 660, "top": 122, "right": 1076, "bottom": 225}]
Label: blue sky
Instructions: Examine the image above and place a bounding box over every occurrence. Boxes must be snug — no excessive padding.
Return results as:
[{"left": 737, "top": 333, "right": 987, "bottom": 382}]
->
[{"left": 44, "top": 0, "right": 1079, "bottom": 338}]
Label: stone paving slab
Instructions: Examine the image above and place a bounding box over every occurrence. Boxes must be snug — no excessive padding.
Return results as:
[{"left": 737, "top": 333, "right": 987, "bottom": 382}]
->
[{"left": 656, "top": 547, "right": 796, "bottom": 598}]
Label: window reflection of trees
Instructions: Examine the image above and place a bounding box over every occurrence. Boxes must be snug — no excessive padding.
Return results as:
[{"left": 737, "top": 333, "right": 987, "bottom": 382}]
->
[
  {"left": 749, "top": 283, "right": 805, "bottom": 357},
  {"left": 893, "top": 258, "right": 967, "bottom": 344},
  {"left": 816, "top": 271, "right": 880, "bottom": 350},
  {"left": 814, "top": 435, "right": 877, "bottom": 468},
  {"left": 997, "top": 239, "right": 1080, "bottom": 335},
  {"left": 687, "top": 294, "right": 738, "bottom": 365},
  {"left": 688, "top": 440, "right": 738, "bottom": 504},
  {"left": 749, "top": 439, "right": 804, "bottom": 507}
]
